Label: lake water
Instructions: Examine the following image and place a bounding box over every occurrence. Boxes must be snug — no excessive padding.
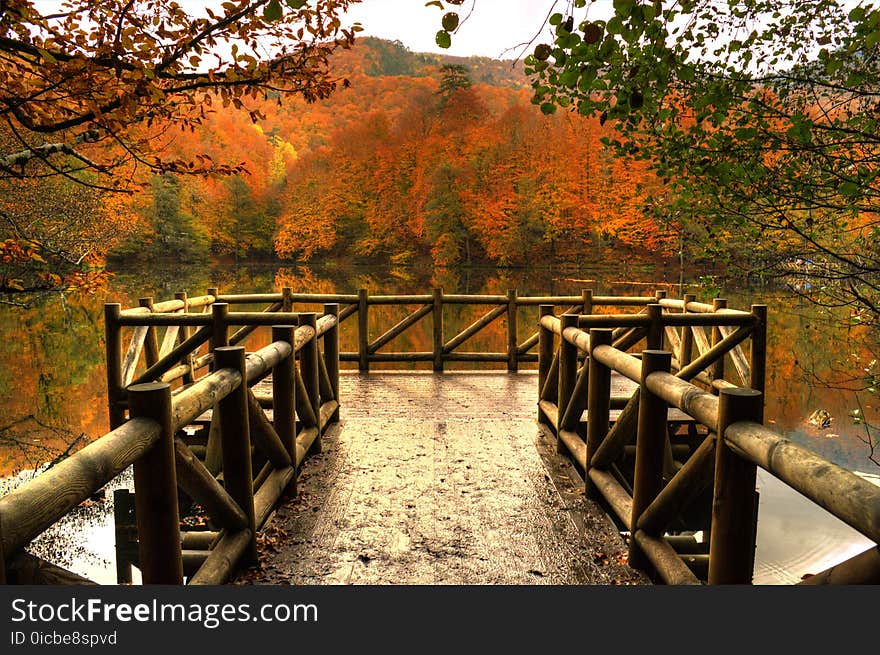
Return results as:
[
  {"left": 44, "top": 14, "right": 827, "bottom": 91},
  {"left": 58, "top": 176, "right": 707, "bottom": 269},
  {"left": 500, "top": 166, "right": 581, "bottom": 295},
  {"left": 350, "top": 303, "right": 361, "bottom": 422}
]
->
[{"left": 1, "top": 256, "right": 877, "bottom": 584}]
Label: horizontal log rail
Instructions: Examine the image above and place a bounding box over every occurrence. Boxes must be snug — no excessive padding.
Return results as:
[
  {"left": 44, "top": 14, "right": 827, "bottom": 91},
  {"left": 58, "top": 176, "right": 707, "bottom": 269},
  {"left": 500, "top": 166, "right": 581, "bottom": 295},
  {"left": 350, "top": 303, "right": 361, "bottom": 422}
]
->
[
  {"left": 2, "top": 295, "right": 343, "bottom": 586},
  {"left": 111, "top": 287, "right": 667, "bottom": 376},
  {"left": 538, "top": 297, "right": 879, "bottom": 585}
]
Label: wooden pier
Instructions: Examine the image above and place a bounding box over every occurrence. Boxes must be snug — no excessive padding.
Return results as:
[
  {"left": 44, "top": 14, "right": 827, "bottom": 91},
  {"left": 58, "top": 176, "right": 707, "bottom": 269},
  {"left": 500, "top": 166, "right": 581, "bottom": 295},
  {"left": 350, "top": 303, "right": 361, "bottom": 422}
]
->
[{"left": 0, "top": 288, "right": 879, "bottom": 585}]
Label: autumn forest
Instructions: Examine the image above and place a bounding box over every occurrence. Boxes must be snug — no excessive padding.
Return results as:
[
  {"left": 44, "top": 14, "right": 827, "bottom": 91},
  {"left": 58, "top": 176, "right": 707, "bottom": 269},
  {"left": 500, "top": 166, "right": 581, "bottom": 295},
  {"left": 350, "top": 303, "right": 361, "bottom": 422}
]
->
[
  {"left": 120, "top": 38, "right": 674, "bottom": 267},
  {"left": 1, "top": 37, "right": 674, "bottom": 296}
]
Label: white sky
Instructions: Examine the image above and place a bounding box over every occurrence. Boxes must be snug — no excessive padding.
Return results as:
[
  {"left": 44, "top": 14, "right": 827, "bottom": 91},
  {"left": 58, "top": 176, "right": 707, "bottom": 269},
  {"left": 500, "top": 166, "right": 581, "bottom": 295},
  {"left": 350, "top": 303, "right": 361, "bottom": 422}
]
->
[{"left": 343, "top": 0, "right": 615, "bottom": 59}]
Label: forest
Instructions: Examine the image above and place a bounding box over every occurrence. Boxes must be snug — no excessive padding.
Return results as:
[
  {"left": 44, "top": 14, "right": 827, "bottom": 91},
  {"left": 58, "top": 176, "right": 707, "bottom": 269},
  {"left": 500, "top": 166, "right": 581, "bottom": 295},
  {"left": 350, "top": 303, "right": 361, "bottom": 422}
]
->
[{"left": 104, "top": 38, "right": 674, "bottom": 269}]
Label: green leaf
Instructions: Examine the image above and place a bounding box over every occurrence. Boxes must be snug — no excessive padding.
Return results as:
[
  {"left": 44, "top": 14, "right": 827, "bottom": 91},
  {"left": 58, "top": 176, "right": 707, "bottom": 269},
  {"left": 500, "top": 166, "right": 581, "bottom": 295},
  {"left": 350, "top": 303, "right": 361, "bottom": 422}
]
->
[
  {"left": 286, "top": 0, "right": 306, "bottom": 7},
  {"left": 264, "top": 0, "right": 282, "bottom": 21},
  {"left": 607, "top": 16, "right": 624, "bottom": 35},
  {"left": 613, "top": 0, "right": 636, "bottom": 17},
  {"left": 839, "top": 181, "right": 861, "bottom": 198},
  {"left": 549, "top": 13, "right": 563, "bottom": 26},
  {"left": 36, "top": 48, "right": 57, "bottom": 64},
  {"left": 435, "top": 30, "right": 452, "bottom": 49},
  {"left": 560, "top": 70, "right": 580, "bottom": 87},
  {"left": 540, "top": 102, "right": 558, "bottom": 115}
]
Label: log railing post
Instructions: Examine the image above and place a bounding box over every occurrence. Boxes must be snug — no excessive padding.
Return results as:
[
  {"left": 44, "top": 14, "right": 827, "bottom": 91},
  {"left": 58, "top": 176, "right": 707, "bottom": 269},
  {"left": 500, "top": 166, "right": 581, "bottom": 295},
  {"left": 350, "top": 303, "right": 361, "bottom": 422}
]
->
[
  {"left": 629, "top": 349, "right": 672, "bottom": 570},
  {"left": 128, "top": 382, "right": 183, "bottom": 584},
  {"left": 211, "top": 302, "right": 230, "bottom": 355},
  {"left": 214, "top": 347, "right": 258, "bottom": 566},
  {"left": 205, "top": 302, "right": 230, "bottom": 475},
  {"left": 271, "top": 325, "right": 297, "bottom": 463},
  {"left": 680, "top": 293, "right": 696, "bottom": 368},
  {"left": 507, "top": 289, "right": 518, "bottom": 373},
  {"left": 585, "top": 328, "right": 613, "bottom": 497},
  {"left": 582, "top": 288, "right": 593, "bottom": 315},
  {"left": 646, "top": 303, "right": 664, "bottom": 350},
  {"left": 282, "top": 286, "right": 293, "bottom": 313},
  {"left": 104, "top": 303, "right": 125, "bottom": 429},
  {"left": 301, "top": 313, "right": 322, "bottom": 450},
  {"left": 139, "top": 297, "right": 160, "bottom": 370},
  {"left": 324, "top": 303, "right": 340, "bottom": 424},
  {"left": 357, "top": 289, "right": 369, "bottom": 372},
  {"left": 433, "top": 288, "right": 444, "bottom": 373},
  {"left": 709, "top": 387, "right": 763, "bottom": 584},
  {"left": 557, "top": 314, "right": 578, "bottom": 451},
  {"left": 711, "top": 298, "right": 727, "bottom": 390},
  {"left": 749, "top": 304, "right": 767, "bottom": 399},
  {"left": 113, "top": 489, "right": 135, "bottom": 584},
  {"left": 175, "top": 291, "right": 195, "bottom": 384},
  {"left": 538, "top": 304, "right": 555, "bottom": 425}
]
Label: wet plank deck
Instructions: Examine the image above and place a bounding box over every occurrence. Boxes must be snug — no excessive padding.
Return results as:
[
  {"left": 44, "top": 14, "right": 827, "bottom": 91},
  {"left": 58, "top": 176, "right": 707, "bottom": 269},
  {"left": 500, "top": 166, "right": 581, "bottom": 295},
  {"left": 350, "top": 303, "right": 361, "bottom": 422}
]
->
[{"left": 242, "top": 372, "right": 646, "bottom": 585}]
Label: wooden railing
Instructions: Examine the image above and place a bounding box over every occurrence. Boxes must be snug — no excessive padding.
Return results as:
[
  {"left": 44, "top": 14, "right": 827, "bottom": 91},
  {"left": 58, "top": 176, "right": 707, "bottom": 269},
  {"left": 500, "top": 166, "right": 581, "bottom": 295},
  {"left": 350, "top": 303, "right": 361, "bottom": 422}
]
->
[
  {"left": 538, "top": 298, "right": 880, "bottom": 585},
  {"left": 0, "top": 296, "right": 340, "bottom": 585},
  {"left": 212, "top": 287, "right": 666, "bottom": 372}
]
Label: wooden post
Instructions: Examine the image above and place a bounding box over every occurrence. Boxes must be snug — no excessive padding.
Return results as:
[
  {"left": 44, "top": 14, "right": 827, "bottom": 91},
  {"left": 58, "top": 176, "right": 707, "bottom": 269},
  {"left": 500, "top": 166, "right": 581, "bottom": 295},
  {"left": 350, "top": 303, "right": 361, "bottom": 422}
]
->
[
  {"left": 557, "top": 314, "right": 578, "bottom": 452},
  {"left": 357, "top": 288, "right": 369, "bottom": 372},
  {"left": 301, "top": 313, "right": 321, "bottom": 451},
  {"left": 507, "top": 289, "right": 518, "bottom": 373},
  {"left": 282, "top": 287, "right": 293, "bottom": 313},
  {"left": 655, "top": 289, "right": 668, "bottom": 301},
  {"left": 214, "top": 347, "right": 257, "bottom": 566},
  {"left": 175, "top": 292, "right": 195, "bottom": 384},
  {"left": 113, "top": 489, "right": 135, "bottom": 584},
  {"left": 749, "top": 304, "right": 767, "bottom": 399},
  {"left": 128, "top": 382, "right": 183, "bottom": 584},
  {"left": 629, "top": 350, "right": 672, "bottom": 570},
  {"left": 211, "top": 302, "right": 229, "bottom": 354},
  {"left": 582, "top": 288, "right": 593, "bottom": 315},
  {"left": 323, "top": 304, "right": 340, "bottom": 423},
  {"left": 680, "top": 293, "right": 696, "bottom": 368},
  {"left": 585, "top": 328, "right": 613, "bottom": 497},
  {"left": 104, "top": 303, "right": 125, "bottom": 429},
  {"left": 709, "top": 387, "right": 762, "bottom": 584},
  {"left": 711, "top": 298, "right": 727, "bottom": 389},
  {"left": 433, "top": 288, "right": 444, "bottom": 373},
  {"left": 138, "top": 297, "right": 160, "bottom": 368},
  {"left": 271, "top": 326, "right": 297, "bottom": 465},
  {"left": 205, "top": 302, "right": 230, "bottom": 474},
  {"left": 538, "top": 305, "right": 555, "bottom": 425},
  {"left": 646, "top": 303, "right": 664, "bottom": 350}
]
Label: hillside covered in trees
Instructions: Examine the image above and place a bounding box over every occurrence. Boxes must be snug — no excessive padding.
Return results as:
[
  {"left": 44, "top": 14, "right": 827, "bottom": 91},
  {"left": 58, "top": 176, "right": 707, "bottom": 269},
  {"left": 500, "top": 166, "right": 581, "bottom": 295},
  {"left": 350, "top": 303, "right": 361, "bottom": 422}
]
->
[{"left": 113, "top": 38, "right": 674, "bottom": 268}]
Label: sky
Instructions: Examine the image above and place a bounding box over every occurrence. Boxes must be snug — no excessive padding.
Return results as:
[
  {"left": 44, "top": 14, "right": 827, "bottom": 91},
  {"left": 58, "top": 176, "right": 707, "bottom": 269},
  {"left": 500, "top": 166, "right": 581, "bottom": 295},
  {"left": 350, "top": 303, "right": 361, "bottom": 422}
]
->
[{"left": 342, "top": 0, "right": 615, "bottom": 60}]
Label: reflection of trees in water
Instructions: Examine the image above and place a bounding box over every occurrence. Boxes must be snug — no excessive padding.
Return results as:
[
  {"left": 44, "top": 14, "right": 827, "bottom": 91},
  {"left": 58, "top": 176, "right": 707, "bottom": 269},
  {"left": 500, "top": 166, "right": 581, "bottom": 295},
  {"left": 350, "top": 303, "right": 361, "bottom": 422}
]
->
[
  {"left": 723, "top": 288, "right": 879, "bottom": 471},
  {"left": 0, "top": 291, "right": 108, "bottom": 476},
  {"left": 0, "top": 415, "right": 88, "bottom": 478}
]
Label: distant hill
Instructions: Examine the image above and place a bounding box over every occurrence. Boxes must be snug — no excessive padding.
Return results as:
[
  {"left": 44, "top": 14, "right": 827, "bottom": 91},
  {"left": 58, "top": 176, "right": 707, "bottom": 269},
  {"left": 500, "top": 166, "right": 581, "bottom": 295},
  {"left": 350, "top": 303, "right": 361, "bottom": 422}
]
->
[{"left": 332, "top": 36, "right": 529, "bottom": 88}]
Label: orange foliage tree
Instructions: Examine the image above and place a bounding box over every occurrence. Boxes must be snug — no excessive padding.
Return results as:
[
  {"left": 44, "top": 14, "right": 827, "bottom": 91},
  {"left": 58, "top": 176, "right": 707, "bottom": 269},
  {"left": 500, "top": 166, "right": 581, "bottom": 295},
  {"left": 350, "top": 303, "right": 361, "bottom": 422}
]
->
[{"left": 274, "top": 58, "right": 671, "bottom": 266}]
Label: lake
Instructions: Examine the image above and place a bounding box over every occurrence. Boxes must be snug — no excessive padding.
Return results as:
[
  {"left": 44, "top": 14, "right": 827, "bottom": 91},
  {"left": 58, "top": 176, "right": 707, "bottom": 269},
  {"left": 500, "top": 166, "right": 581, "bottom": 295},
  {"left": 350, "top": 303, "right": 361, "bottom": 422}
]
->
[{"left": 1, "top": 256, "right": 877, "bottom": 584}]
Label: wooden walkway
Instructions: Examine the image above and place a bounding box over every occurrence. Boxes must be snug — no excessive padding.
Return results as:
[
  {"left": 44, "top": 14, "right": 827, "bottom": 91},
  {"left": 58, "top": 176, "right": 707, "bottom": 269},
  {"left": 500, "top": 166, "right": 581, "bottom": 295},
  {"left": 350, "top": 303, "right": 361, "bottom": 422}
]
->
[{"left": 243, "top": 372, "right": 646, "bottom": 585}]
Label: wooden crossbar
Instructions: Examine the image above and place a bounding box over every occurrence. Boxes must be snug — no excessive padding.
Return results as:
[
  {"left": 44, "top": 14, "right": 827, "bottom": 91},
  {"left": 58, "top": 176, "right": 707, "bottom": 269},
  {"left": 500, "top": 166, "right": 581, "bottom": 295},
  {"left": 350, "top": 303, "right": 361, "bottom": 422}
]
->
[{"left": 443, "top": 304, "right": 507, "bottom": 353}]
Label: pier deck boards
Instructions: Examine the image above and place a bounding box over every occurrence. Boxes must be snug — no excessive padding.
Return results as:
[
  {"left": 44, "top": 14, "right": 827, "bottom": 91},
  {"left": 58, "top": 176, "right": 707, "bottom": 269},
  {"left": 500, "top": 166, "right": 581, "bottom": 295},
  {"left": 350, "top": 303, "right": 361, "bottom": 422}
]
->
[{"left": 242, "top": 372, "right": 646, "bottom": 585}]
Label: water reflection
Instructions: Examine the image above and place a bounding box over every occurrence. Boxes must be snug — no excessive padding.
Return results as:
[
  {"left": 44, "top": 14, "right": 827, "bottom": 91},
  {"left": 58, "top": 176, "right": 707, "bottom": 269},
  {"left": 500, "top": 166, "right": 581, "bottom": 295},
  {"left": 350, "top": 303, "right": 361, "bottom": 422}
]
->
[{"left": 1, "top": 257, "right": 878, "bottom": 584}]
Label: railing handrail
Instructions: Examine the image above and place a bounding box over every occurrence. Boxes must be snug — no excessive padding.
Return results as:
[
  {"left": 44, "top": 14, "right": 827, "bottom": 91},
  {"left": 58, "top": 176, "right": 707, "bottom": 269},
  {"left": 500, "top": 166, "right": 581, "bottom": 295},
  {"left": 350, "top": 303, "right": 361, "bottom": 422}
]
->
[
  {"left": 541, "top": 306, "right": 879, "bottom": 584},
  {"left": 2, "top": 298, "right": 342, "bottom": 585}
]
